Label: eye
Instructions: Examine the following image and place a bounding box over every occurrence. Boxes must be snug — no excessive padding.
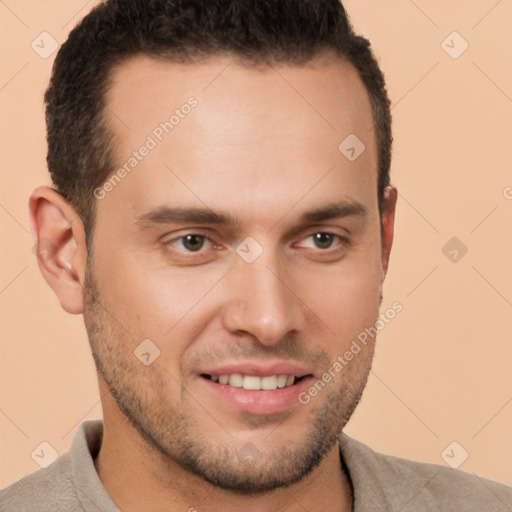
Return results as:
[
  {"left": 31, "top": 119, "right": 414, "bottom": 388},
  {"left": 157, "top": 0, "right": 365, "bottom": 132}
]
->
[
  {"left": 168, "top": 234, "right": 210, "bottom": 252},
  {"left": 298, "top": 232, "right": 344, "bottom": 250}
]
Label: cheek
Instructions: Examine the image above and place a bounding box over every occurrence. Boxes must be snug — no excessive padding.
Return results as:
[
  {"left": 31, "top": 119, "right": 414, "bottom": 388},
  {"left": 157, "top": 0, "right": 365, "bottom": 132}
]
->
[
  {"left": 296, "top": 251, "right": 382, "bottom": 345},
  {"left": 306, "top": 277, "right": 379, "bottom": 337},
  {"left": 95, "top": 252, "right": 226, "bottom": 344}
]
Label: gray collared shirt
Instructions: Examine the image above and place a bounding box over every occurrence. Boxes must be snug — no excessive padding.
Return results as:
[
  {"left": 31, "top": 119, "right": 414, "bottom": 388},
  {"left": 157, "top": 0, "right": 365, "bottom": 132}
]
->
[{"left": 1, "top": 420, "right": 511, "bottom": 511}]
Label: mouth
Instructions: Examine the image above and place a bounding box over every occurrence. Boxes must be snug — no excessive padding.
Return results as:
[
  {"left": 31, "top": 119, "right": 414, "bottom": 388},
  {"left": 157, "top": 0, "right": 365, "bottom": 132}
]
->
[
  {"left": 200, "top": 373, "right": 310, "bottom": 390},
  {"left": 198, "top": 368, "right": 315, "bottom": 415}
]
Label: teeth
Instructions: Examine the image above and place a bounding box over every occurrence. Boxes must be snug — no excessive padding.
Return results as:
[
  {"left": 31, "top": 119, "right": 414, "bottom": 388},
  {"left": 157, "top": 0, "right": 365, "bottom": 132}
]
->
[
  {"left": 261, "top": 375, "right": 277, "bottom": 390},
  {"left": 229, "top": 373, "right": 243, "bottom": 387},
  {"left": 212, "top": 373, "right": 297, "bottom": 390},
  {"left": 243, "top": 375, "right": 261, "bottom": 390},
  {"left": 277, "top": 375, "right": 288, "bottom": 388}
]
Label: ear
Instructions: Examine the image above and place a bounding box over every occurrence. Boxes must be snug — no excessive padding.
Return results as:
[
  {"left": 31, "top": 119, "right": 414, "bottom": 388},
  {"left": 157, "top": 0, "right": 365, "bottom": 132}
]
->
[
  {"left": 380, "top": 185, "right": 398, "bottom": 280},
  {"left": 29, "top": 186, "right": 88, "bottom": 314}
]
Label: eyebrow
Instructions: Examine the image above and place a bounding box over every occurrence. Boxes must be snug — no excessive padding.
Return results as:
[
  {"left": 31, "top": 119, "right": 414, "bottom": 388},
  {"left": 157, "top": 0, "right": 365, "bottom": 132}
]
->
[
  {"left": 299, "top": 200, "right": 367, "bottom": 224},
  {"left": 135, "top": 206, "right": 240, "bottom": 229},
  {"left": 134, "top": 200, "right": 367, "bottom": 229}
]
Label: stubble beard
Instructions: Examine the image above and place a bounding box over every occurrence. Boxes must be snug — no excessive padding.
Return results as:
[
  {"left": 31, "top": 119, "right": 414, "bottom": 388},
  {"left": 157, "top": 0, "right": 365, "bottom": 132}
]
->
[{"left": 82, "top": 260, "right": 375, "bottom": 494}]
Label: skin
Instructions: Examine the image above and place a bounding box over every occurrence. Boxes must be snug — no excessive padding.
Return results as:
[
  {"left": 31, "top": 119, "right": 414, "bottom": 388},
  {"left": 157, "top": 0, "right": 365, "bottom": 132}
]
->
[{"left": 29, "top": 52, "right": 397, "bottom": 511}]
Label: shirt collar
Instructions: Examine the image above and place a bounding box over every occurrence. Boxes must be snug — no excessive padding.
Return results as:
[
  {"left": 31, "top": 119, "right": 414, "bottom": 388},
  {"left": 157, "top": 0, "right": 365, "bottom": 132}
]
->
[{"left": 71, "top": 419, "right": 433, "bottom": 511}]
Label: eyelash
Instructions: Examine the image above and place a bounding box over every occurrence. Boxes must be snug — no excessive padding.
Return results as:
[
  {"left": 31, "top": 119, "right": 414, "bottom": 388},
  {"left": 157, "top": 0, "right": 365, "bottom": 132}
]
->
[{"left": 164, "top": 232, "right": 348, "bottom": 256}]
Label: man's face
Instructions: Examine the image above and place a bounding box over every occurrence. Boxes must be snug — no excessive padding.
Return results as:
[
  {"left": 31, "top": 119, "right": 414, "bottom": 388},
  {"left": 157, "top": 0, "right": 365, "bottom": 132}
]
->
[{"left": 84, "top": 53, "right": 392, "bottom": 492}]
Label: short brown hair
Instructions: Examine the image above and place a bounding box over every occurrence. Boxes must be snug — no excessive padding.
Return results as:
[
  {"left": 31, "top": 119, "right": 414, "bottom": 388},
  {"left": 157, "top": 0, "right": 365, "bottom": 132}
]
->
[{"left": 45, "top": 0, "right": 392, "bottom": 249}]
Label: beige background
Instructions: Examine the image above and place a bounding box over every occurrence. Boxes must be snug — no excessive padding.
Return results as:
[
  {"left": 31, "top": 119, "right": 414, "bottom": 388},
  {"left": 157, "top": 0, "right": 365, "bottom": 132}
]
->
[{"left": 1, "top": 0, "right": 511, "bottom": 488}]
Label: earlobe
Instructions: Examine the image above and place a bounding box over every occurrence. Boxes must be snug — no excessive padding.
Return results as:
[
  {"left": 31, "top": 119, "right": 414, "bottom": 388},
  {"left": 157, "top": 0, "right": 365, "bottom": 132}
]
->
[
  {"left": 29, "top": 186, "right": 88, "bottom": 315},
  {"left": 380, "top": 185, "right": 398, "bottom": 279}
]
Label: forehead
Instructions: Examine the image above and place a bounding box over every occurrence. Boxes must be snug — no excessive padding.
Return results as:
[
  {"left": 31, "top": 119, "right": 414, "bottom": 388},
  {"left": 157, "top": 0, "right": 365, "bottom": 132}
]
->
[
  {"left": 100, "top": 53, "right": 377, "bottom": 224},
  {"left": 105, "top": 52, "right": 374, "bottom": 140}
]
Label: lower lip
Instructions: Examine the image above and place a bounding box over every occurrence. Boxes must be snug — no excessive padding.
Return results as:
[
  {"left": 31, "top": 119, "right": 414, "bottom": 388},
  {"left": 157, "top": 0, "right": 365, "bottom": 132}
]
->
[{"left": 199, "top": 376, "right": 314, "bottom": 415}]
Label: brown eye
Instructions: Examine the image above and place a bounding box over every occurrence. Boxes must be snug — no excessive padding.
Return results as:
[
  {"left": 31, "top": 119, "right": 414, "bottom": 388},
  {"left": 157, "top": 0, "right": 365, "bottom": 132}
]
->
[
  {"left": 166, "top": 234, "right": 210, "bottom": 253},
  {"left": 295, "top": 232, "right": 347, "bottom": 254},
  {"left": 163, "top": 232, "right": 225, "bottom": 265},
  {"left": 180, "top": 234, "right": 207, "bottom": 252},
  {"left": 312, "top": 233, "right": 335, "bottom": 249}
]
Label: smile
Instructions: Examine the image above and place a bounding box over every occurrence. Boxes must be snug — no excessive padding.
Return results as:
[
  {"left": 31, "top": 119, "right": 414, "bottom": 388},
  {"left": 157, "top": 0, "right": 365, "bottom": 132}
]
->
[{"left": 201, "top": 373, "right": 307, "bottom": 390}]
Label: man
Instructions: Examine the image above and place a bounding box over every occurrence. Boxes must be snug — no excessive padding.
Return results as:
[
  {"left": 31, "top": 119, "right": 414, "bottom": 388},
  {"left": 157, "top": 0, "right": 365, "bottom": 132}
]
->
[{"left": 1, "top": 0, "right": 510, "bottom": 510}]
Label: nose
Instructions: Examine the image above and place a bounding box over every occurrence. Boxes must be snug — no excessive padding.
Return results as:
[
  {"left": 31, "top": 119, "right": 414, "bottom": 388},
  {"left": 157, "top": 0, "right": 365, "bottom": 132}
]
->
[{"left": 220, "top": 254, "right": 306, "bottom": 347}]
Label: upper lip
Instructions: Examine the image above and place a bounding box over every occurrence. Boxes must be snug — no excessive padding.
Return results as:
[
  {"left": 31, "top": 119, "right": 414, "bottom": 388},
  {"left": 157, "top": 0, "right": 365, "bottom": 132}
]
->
[{"left": 198, "top": 361, "right": 314, "bottom": 378}]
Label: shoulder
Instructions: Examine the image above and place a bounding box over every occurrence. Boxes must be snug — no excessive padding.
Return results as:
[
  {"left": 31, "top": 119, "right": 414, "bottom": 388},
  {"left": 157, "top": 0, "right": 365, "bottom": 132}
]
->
[
  {"left": 339, "top": 433, "right": 512, "bottom": 511},
  {"left": 0, "top": 420, "right": 113, "bottom": 512},
  {"left": 0, "top": 453, "right": 83, "bottom": 512}
]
